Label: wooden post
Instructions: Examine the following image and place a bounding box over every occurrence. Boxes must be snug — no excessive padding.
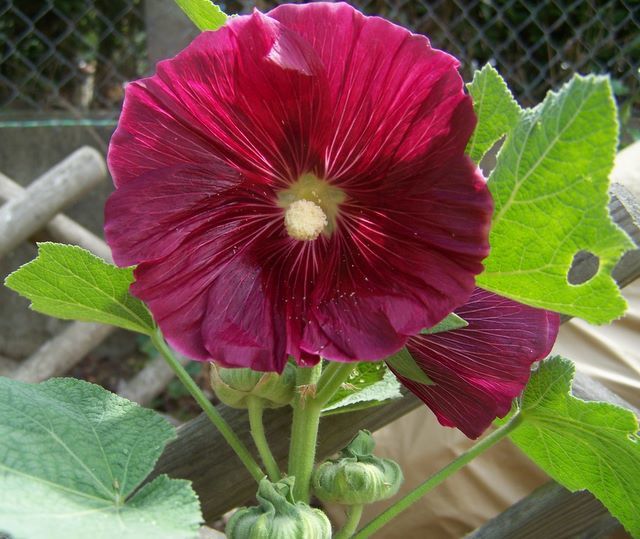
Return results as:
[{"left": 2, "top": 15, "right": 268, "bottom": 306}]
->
[
  {"left": 1, "top": 157, "right": 116, "bottom": 383},
  {"left": 0, "top": 147, "right": 107, "bottom": 259},
  {"left": 0, "top": 171, "right": 112, "bottom": 261},
  {"left": 11, "top": 322, "right": 115, "bottom": 383},
  {"left": 117, "top": 353, "right": 191, "bottom": 405}
]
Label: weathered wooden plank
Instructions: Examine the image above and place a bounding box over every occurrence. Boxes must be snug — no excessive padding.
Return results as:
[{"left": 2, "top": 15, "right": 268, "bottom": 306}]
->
[
  {"left": 0, "top": 163, "right": 118, "bottom": 383},
  {"left": 151, "top": 187, "right": 640, "bottom": 527},
  {"left": 11, "top": 321, "right": 114, "bottom": 383},
  {"left": 117, "top": 353, "right": 190, "bottom": 405},
  {"left": 0, "top": 147, "right": 107, "bottom": 259},
  {"left": 465, "top": 482, "right": 622, "bottom": 539},
  {"left": 0, "top": 170, "right": 113, "bottom": 262}
]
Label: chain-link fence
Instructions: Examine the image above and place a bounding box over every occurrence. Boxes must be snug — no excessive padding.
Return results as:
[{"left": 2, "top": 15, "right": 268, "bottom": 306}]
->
[{"left": 1, "top": 0, "right": 639, "bottom": 129}]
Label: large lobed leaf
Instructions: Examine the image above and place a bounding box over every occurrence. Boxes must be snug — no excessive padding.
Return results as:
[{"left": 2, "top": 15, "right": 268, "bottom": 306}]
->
[
  {"left": 472, "top": 73, "right": 633, "bottom": 323},
  {"left": 466, "top": 64, "right": 522, "bottom": 163},
  {"left": 5, "top": 243, "right": 154, "bottom": 335},
  {"left": 0, "top": 376, "right": 202, "bottom": 539},
  {"left": 510, "top": 356, "right": 640, "bottom": 536}
]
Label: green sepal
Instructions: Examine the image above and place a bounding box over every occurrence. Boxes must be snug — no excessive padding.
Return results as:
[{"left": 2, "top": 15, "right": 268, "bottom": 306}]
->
[
  {"left": 226, "top": 477, "right": 331, "bottom": 539},
  {"left": 312, "top": 430, "right": 403, "bottom": 506},
  {"left": 321, "top": 363, "right": 402, "bottom": 416},
  {"left": 210, "top": 363, "right": 296, "bottom": 409}
]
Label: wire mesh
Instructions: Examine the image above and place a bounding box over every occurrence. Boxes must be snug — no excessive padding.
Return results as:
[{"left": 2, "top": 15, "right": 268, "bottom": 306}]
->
[
  {"left": 0, "top": 0, "right": 147, "bottom": 113},
  {"left": 1, "top": 0, "right": 639, "bottom": 121}
]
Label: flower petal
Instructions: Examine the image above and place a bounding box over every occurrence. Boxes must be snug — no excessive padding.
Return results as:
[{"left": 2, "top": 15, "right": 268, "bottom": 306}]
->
[
  {"left": 202, "top": 254, "right": 288, "bottom": 373},
  {"left": 104, "top": 162, "right": 241, "bottom": 267},
  {"left": 108, "top": 10, "right": 329, "bottom": 189},
  {"left": 269, "top": 2, "right": 475, "bottom": 179},
  {"left": 390, "top": 289, "right": 560, "bottom": 438},
  {"left": 129, "top": 192, "right": 283, "bottom": 362},
  {"left": 106, "top": 3, "right": 495, "bottom": 372},
  {"left": 268, "top": 3, "right": 493, "bottom": 357}
]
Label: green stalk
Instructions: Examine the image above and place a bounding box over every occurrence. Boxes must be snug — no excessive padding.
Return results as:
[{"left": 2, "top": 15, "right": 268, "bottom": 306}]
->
[
  {"left": 151, "top": 330, "right": 264, "bottom": 483},
  {"left": 352, "top": 414, "right": 524, "bottom": 538},
  {"left": 315, "top": 362, "right": 355, "bottom": 405},
  {"left": 247, "top": 396, "right": 282, "bottom": 482},
  {"left": 288, "top": 363, "right": 322, "bottom": 502},
  {"left": 335, "top": 505, "right": 364, "bottom": 539}
]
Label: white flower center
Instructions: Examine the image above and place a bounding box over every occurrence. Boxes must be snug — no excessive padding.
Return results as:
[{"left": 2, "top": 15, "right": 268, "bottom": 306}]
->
[{"left": 284, "top": 199, "right": 328, "bottom": 241}]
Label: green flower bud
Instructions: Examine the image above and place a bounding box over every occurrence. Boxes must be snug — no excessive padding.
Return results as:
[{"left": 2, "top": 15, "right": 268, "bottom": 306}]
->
[
  {"left": 312, "top": 430, "right": 403, "bottom": 505},
  {"left": 226, "top": 477, "right": 332, "bottom": 539},
  {"left": 210, "top": 362, "right": 296, "bottom": 409}
]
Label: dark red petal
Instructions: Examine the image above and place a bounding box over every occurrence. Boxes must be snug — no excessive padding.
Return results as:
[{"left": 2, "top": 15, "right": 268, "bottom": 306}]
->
[
  {"left": 268, "top": 3, "right": 492, "bottom": 358},
  {"left": 391, "top": 289, "right": 560, "bottom": 438},
  {"left": 104, "top": 162, "right": 241, "bottom": 267},
  {"left": 269, "top": 2, "right": 474, "bottom": 179},
  {"left": 107, "top": 3, "right": 495, "bottom": 372},
  {"left": 202, "top": 255, "right": 288, "bottom": 373},
  {"left": 301, "top": 294, "right": 412, "bottom": 361},
  {"left": 131, "top": 236, "right": 216, "bottom": 360},
  {"left": 129, "top": 196, "right": 283, "bottom": 363},
  {"left": 107, "top": 10, "right": 329, "bottom": 189}
]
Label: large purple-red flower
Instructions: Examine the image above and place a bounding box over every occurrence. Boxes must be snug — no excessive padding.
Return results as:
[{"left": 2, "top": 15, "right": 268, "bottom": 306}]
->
[
  {"left": 390, "top": 289, "right": 560, "bottom": 438},
  {"left": 105, "top": 2, "right": 493, "bottom": 372}
]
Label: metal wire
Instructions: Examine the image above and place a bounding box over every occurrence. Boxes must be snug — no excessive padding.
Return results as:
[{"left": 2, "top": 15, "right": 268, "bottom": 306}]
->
[{"left": 1, "top": 0, "right": 638, "bottom": 120}]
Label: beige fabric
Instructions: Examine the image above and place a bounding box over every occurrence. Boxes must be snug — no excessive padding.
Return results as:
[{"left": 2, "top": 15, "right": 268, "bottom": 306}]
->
[{"left": 327, "top": 142, "right": 640, "bottom": 537}]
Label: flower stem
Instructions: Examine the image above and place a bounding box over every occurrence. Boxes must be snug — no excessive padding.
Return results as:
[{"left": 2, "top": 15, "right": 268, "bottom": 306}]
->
[
  {"left": 247, "top": 396, "right": 281, "bottom": 482},
  {"left": 288, "top": 363, "right": 323, "bottom": 502},
  {"left": 315, "top": 362, "right": 355, "bottom": 405},
  {"left": 352, "top": 413, "right": 524, "bottom": 538},
  {"left": 335, "top": 505, "right": 364, "bottom": 539},
  {"left": 151, "top": 329, "right": 264, "bottom": 483}
]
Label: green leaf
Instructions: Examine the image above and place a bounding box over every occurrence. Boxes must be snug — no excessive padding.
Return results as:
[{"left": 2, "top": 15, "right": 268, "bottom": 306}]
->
[
  {"left": 385, "top": 348, "right": 433, "bottom": 386},
  {"left": 0, "top": 376, "right": 202, "bottom": 539},
  {"left": 510, "top": 356, "right": 640, "bottom": 536},
  {"left": 466, "top": 64, "right": 522, "bottom": 163},
  {"left": 322, "top": 364, "right": 402, "bottom": 416},
  {"left": 175, "top": 0, "right": 227, "bottom": 31},
  {"left": 420, "top": 313, "right": 468, "bottom": 335},
  {"left": 477, "top": 75, "right": 634, "bottom": 323},
  {"left": 5, "top": 243, "right": 154, "bottom": 334}
]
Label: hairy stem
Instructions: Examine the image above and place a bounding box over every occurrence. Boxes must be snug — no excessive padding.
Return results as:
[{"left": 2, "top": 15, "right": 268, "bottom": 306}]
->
[
  {"left": 335, "top": 505, "right": 364, "bottom": 539},
  {"left": 315, "top": 362, "right": 356, "bottom": 405},
  {"left": 288, "top": 363, "right": 322, "bottom": 502},
  {"left": 352, "top": 413, "right": 524, "bottom": 538},
  {"left": 151, "top": 330, "right": 264, "bottom": 483},
  {"left": 247, "top": 396, "right": 281, "bottom": 482}
]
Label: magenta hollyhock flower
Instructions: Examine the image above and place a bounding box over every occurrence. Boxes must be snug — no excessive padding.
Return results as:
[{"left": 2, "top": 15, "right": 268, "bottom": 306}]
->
[
  {"left": 105, "top": 2, "right": 493, "bottom": 372},
  {"left": 389, "top": 289, "right": 560, "bottom": 438}
]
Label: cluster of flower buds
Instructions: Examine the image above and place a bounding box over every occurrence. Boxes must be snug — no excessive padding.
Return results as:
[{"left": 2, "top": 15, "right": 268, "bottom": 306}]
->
[
  {"left": 227, "top": 477, "right": 332, "bottom": 539},
  {"left": 312, "top": 430, "right": 403, "bottom": 505},
  {"left": 210, "top": 363, "right": 296, "bottom": 409}
]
